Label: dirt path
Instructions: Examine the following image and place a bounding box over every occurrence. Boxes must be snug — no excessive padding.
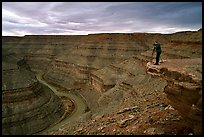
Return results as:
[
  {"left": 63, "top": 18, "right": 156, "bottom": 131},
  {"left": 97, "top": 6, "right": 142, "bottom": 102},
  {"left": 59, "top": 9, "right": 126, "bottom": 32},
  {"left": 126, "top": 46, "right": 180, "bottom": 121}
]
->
[{"left": 35, "top": 72, "right": 87, "bottom": 134}]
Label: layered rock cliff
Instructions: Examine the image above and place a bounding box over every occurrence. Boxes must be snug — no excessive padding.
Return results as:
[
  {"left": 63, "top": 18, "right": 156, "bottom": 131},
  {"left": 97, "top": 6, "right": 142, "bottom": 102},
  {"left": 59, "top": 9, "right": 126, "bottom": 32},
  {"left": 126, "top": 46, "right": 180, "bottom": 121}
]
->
[
  {"left": 2, "top": 29, "right": 202, "bottom": 135},
  {"left": 146, "top": 58, "right": 202, "bottom": 134},
  {"left": 2, "top": 53, "right": 65, "bottom": 135}
]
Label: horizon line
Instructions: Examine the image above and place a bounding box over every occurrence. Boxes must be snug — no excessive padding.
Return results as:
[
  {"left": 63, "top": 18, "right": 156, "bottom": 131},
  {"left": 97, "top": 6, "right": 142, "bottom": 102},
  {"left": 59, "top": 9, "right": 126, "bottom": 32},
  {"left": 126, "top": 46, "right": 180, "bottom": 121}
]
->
[{"left": 2, "top": 28, "right": 202, "bottom": 37}]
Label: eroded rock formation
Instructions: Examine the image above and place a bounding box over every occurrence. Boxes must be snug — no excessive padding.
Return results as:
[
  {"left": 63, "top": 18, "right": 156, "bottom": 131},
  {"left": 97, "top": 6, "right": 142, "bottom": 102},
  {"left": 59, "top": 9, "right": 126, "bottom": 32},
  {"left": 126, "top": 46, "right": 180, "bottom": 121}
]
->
[
  {"left": 146, "top": 59, "right": 202, "bottom": 134},
  {"left": 2, "top": 29, "right": 202, "bottom": 135},
  {"left": 2, "top": 53, "right": 65, "bottom": 135}
]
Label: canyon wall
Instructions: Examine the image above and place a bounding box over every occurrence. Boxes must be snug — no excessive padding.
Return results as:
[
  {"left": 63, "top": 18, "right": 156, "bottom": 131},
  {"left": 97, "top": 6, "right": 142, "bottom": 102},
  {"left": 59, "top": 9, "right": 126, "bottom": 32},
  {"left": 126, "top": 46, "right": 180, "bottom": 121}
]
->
[
  {"left": 2, "top": 29, "right": 202, "bottom": 135},
  {"left": 2, "top": 54, "right": 65, "bottom": 135}
]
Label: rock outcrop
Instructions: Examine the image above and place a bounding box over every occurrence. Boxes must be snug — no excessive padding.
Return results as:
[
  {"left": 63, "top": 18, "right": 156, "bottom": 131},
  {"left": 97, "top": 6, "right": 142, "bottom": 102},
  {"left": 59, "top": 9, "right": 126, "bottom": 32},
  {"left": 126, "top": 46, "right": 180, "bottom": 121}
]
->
[{"left": 146, "top": 59, "right": 202, "bottom": 134}]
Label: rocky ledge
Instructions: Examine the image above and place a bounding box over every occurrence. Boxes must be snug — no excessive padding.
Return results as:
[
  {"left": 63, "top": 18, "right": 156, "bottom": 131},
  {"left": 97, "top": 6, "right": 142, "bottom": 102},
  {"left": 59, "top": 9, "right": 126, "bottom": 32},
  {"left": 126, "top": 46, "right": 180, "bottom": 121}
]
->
[{"left": 146, "top": 58, "right": 202, "bottom": 134}]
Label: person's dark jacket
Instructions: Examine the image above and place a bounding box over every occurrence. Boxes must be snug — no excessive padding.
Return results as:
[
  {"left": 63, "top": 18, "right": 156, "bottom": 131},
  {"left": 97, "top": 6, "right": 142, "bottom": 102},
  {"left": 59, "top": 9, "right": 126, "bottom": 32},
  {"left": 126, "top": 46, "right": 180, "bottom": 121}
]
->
[{"left": 154, "top": 43, "right": 162, "bottom": 53}]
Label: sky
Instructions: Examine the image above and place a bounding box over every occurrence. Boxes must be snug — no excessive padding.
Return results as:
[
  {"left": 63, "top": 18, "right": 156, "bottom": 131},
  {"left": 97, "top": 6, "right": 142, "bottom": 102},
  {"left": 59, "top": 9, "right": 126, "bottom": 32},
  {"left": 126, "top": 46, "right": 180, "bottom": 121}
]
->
[{"left": 2, "top": 2, "right": 202, "bottom": 36}]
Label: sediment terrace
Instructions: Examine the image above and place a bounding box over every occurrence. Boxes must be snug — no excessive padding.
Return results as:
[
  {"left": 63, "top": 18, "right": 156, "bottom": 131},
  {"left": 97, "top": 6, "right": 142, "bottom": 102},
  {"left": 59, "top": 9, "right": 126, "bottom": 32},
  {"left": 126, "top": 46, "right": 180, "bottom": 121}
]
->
[{"left": 2, "top": 29, "right": 202, "bottom": 135}]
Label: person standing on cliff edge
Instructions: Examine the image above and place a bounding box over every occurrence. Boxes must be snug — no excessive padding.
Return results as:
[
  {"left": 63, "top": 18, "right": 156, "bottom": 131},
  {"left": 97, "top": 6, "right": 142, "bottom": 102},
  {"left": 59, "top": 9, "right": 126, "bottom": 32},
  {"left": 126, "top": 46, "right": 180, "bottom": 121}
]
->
[{"left": 152, "top": 41, "right": 162, "bottom": 65}]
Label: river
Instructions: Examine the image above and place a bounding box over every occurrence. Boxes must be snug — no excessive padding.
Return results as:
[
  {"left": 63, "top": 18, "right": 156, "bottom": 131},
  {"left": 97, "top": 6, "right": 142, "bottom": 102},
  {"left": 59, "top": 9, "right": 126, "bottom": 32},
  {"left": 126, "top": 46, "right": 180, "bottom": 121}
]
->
[{"left": 35, "top": 72, "right": 87, "bottom": 134}]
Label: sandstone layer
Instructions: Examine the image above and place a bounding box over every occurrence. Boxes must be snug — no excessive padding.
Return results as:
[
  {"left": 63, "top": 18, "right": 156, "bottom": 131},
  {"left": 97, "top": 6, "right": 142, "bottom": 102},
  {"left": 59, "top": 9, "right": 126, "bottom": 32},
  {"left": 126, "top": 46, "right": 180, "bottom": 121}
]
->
[
  {"left": 2, "top": 29, "right": 202, "bottom": 135},
  {"left": 146, "top": 59, "right": 202, "bottom": 134},
  {"left": 2, "top": 53, "right": 65, "bottom": 135}
]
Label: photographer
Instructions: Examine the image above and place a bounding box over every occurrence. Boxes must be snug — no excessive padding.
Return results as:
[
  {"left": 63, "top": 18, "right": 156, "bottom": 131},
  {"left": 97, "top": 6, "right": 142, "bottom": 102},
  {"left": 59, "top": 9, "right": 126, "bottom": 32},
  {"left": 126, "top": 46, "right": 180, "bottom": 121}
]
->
[{"left": 152, "top": 41, "right": 162, "bottom": 65}]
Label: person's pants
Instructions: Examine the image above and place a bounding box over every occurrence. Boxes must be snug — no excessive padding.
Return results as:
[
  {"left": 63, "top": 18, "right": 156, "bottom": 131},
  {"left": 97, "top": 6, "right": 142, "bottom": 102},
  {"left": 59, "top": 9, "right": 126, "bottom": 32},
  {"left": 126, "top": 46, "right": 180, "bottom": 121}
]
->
[{"left": 156, "top": 52, "right": 161, "bottom": 64}]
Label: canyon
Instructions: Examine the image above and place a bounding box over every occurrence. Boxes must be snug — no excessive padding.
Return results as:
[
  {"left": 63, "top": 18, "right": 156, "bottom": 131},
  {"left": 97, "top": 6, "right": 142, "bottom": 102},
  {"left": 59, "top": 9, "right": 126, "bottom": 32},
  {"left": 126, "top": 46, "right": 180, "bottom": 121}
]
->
[{"left": 2, "top": 29, "right": 202, "bottom": 135}]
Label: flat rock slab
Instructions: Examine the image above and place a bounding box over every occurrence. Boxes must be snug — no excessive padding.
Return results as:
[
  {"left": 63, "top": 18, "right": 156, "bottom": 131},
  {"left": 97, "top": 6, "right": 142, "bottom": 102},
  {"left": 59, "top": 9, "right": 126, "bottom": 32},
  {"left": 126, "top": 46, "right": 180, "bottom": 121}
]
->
[{"left": 146, "top": 58, "right": 202, "bottom": 84}]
